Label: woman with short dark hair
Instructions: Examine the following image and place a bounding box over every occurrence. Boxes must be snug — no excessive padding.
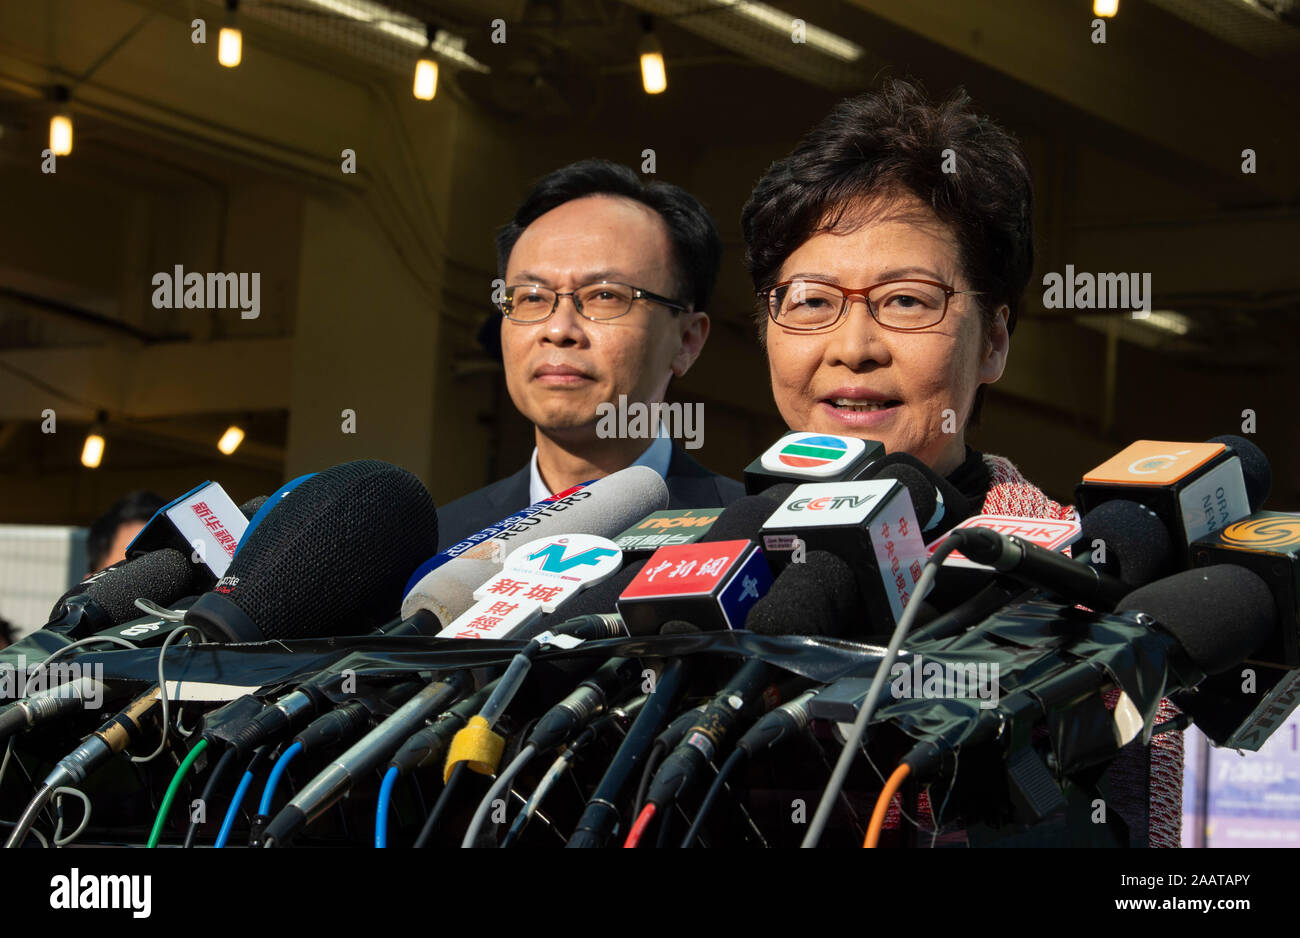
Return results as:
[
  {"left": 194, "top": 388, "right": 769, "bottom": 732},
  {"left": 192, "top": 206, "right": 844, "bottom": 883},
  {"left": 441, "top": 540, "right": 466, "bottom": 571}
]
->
[{"left": 741, "top": 78, "right": 1181, "bottom": 848}]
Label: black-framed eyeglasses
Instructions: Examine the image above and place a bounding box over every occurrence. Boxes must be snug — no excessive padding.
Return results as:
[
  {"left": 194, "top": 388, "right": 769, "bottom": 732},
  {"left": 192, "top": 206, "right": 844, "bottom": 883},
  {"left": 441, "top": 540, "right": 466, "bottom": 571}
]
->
[
  {"left": 498, "top": 281, "right": 688, "bottom": 323},
  {"left": 759, "top": 278, "right": 981, "bottom": 332}
]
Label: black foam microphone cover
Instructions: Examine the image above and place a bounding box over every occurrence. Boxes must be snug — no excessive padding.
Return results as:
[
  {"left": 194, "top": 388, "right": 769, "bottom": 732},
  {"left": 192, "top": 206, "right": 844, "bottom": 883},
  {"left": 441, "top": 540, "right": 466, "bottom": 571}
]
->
[
  {"left": 702, "top": 484, "right": 795, "bottom": 541},
  {"left": 239, "top": 494, "right": 269, "bottom": 516},
  {"left": 870, "top": 464, "right": 936, "bottom": 532},
  {"left": 1117, "top": 564, "right": 1276, "bottom": 674},
  {"left": 863, "top": 451, "right": 972, "bottom": 537},
  {"left": 745, "top": 550, "right": 860, "bottom": 638},
  {"left": 56, "top": 549, "right": 196, "bottom": 629},
  {"left": 1076, "top": 498, "right": 1174, "bottom": 588},
  {"left": 185, "top": 460, "right": 439, "bottom": 642},
  {"left": 1209, "top": 434, "right": 1271, "bottom": 511}
]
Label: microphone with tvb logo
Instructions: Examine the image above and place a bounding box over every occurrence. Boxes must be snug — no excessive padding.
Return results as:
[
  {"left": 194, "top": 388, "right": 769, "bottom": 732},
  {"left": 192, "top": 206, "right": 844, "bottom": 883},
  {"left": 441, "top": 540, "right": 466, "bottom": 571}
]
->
[{"left": 743, "top": 431, "right": 884, "bottom": 495}]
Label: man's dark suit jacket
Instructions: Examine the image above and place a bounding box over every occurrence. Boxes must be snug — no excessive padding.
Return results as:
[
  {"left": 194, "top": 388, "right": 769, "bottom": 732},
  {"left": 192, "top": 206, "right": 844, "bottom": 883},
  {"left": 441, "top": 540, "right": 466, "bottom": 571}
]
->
[{"left": 435, "top": 444, "right": 745, "bottom": 550}]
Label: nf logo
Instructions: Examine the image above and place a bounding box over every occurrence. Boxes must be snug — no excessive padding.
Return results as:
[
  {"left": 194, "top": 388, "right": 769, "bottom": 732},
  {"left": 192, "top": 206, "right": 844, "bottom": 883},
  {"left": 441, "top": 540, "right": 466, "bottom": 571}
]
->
[
  {"left": 789, "top": 495, "right": 874, "bottom": 511},
  {"left": 778, "top": 435, "right": 848, "bottom": 468},
  {"left": 50, "top": 869, "right": 151, "bottom": 918},
  {"left": 527, "top": 541, "right": 620, "bottom": 573}
]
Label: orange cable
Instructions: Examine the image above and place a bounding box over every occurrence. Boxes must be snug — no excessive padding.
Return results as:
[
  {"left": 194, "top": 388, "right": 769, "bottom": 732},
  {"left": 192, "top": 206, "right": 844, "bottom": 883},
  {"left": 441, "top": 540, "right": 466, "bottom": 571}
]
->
[{"left": 864, "top": 763, "right": 911, "bottom": 848}]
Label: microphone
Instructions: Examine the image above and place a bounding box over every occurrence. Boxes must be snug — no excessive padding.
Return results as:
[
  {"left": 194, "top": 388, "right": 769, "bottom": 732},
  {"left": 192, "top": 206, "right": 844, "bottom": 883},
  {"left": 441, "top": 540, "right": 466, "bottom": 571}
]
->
[
  {"left": 125, "top": 480, "right": 250, "bottom": 581},
  {"left": 524, "top": 485, "right": 795, "bottom": 638},
  {"left": 1191, "top": 511, "right": 1300, "bottom": 669},
  {"left": 1074, "top": 436, "right": 1266, "bottom": 561},
  {"left": 233, "top": 475, "right": 314, "bottom": 558},
  {"left": 613, "top": 507, "right": 724, "bottom": 557},
  {"left": 901, "top": 564, "right": 1277, "bottom": 785},
  {"left": 910, "top": 498, "right": 1177, "bottom": 645},
  {"left": 1170, "top": 512, "right": 1300, "bottom": 748},
  {"left": 863, "top": 452, "right": 974, "bottom": 541},
  {"left": 947, "top": 526, "right": 1131, "bottom": 611},
  {"left": 616, "top": 539, "right": 772, "bottom": 635},
  {"left": 41, "top": 495, "right": 268, "bottom": 641},
  {"left": 759, "top": 477, "right": 929, "bottom": 635},
  {"left": 399, "top": 466, "right": 669, "bottom": 629},
  {"left": 184, "top": 460, "right": 440, "bottom": 642},
  {"left": 743, "top": 431, "right": 884, "bottom": 495},
  {"left": 745, "top": 550, "right": 861, "bottom": 637},
  {"left": 1072, "top": 498, "right": 1176, "bottom": 587}
]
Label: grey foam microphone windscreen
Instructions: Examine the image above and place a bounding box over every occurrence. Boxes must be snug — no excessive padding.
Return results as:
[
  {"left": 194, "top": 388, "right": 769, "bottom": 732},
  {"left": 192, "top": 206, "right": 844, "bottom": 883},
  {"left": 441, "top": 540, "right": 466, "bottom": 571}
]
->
[
  {"left": 185, "top": 460, "right": 439, "bottom": 642},
  {"left": 400, "top": 464, "right": 669, "bottom": 627}
]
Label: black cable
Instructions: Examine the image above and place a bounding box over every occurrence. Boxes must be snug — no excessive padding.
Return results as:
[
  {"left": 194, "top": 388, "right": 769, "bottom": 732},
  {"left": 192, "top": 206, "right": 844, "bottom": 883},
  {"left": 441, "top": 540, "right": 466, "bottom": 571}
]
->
[
  {"left": 680, "top": 748, "right": 746, "bottom": 848},
  {"left": 633, "top": 740, "right": 665, "bottom": 820},
  {"left": 410, "top": 772, "right": 427, "bottom": 823},
  {"left": 414, "top": 762, "right": 469, "bottom": 848},
  {"left": 184, "top": 747, "right": 238, "bottom": 848},
  {"left": 655, "top": 799, "right": 675, "bottom": 849}
]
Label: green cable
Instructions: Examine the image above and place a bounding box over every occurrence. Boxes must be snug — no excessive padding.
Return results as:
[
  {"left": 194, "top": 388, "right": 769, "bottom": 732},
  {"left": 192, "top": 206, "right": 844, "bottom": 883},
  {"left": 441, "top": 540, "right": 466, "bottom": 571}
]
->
[{"left": 147, "top": 737, "right": 208, "bottom": 848}]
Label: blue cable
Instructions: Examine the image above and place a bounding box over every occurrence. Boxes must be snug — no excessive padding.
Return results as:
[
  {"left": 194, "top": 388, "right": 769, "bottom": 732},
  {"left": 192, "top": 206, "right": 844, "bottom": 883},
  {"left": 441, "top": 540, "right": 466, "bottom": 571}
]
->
[
  {"left": 259, "top": 741, "right": 303, "bottom": 818},
  {"left": 215, "top": 770, "right": 256, "bottom": 849},
  {"left": 376, "top": 765, "right": 399, "bottom": 848}
]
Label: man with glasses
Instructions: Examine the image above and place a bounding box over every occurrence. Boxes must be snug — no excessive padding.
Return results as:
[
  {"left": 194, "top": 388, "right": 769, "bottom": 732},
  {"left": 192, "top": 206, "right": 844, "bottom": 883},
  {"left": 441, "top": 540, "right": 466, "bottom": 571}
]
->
[{"left": 436, "top": 159, "right": 743, "bottom": 548}]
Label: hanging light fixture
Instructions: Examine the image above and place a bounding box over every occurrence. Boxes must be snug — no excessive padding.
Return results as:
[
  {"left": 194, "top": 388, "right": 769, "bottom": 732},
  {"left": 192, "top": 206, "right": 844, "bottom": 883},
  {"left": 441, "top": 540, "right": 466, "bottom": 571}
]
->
[
  {"left": 413, "top": 25, "right": 439, "bottom": 100},
  {"left": 49, "top": 85, "right": 72, "bottom": 156},
  {"left": 219, "top": 0, "right": 243, "bottom": 68},
  {"left": 639, "top": 17, "right": 667, "bottom": 95},
  {"left": 81, "top": 412, "right": 107, "bottom": 469},
  {"left": 217, "top": 424, "right": 245, "bottom": 455},
  {"left": 1094, "top": 0, "right": 1119, "bottom": 16}
]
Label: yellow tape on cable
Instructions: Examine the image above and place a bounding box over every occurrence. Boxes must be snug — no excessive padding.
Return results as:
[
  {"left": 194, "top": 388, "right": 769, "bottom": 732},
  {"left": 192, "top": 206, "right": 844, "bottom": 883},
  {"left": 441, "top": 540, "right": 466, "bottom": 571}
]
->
[{"left": 444, "top": 715, "right": 505, "bottom": 783}]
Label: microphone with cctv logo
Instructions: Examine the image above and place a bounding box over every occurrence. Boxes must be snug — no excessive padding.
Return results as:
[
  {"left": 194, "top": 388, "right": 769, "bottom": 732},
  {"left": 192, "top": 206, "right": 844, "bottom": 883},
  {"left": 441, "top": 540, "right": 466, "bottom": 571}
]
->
[{"left": 758, "top": 477, "right": 929, "bottom": 637}]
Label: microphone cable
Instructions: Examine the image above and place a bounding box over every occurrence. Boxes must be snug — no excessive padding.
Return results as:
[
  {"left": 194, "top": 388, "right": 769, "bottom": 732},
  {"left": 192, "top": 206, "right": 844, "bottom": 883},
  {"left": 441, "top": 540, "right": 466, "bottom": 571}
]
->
[
  {"left": 183, "top": 746, "right": 239, "bottom": 847},
  {"left": 864, "top": 763, "right": 911, "bottom": 848},
  {"left": 500, "top": 701, "right": 646, "bottom": 848},
  {"left": 214, "top": 746, "right": 273, "bottom": 848},
  {"left": 802, "top": 535, "right": 959, "bottom": 848},
  {"left": 147, "top": 737, "right": 209, "bottom": 848}
]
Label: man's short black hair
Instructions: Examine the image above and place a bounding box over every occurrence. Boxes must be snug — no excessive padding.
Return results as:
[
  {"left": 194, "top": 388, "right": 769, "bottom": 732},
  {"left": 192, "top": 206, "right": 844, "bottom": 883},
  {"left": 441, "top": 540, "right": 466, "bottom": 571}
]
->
[
  {"left": 86, "top": 490, "right": 166, "bottom": 573},
  {"left": 495, "top": 159, "right": 723, "bottom": 312},
  {"left": 741, "top": 78, "right": 1035, "bottom": 424}
]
